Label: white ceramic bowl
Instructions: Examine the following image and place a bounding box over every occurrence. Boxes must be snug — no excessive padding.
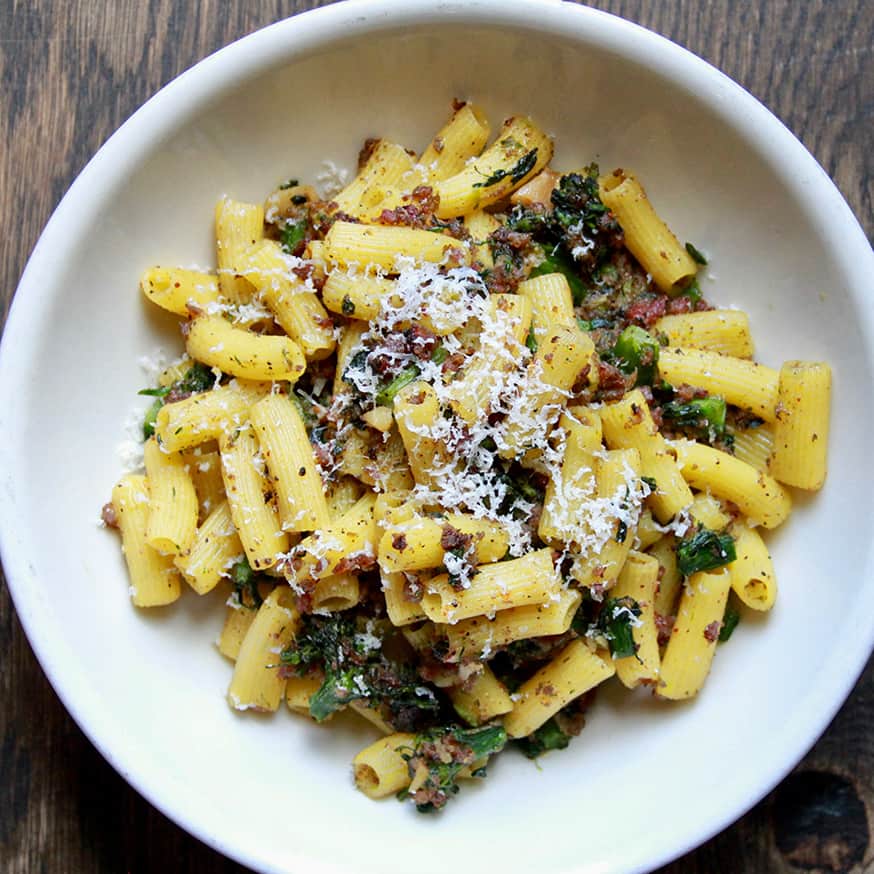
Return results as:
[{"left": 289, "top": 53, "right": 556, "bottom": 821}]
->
[{"left": 3, "top": 2, "right": 872, "bottom": 872}]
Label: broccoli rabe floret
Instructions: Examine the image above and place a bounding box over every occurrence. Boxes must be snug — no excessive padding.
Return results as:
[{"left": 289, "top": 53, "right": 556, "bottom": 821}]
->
[{"left": 399, "top": 724, "right": 507, "bottom": 812}]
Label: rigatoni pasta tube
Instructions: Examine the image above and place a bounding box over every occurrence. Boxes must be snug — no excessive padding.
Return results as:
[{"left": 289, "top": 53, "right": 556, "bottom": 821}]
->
[
  {"left": 517, "top": 273, "right": 577, "bottom": 337},
  {"left": 653, "top": 310, "right": 754, "bottom": 359},
  {"left": 324, "top": 221, "right": 470, "bottom": 270},
  {"left": 140, "top": 267, "right": 219, "bottom": 316},
  {"left": 500, "top": 325, "right": 596, "bottom": 459},
  {"left": 287, "top": 493, "right": 377, "bottom": 582},
  {"left": 353, "top": 733, "right": 416, "bottom": 799},
  {"left": 658, "top": 568, "right": 731, "bottom": 700},
  {"left": 154, "top": 381, "right": 268, "bottom": 453},
  {"left": 311, "top": 574, "right": 361, "bottom": 613},
  {"left": 503, "top": 640, "right": 615, "bottom": 739},
  {"left": 393, "top": 381, "right": 449, "bottom": 489},
  {"left": 174, "top": 500, "right": 243, "bottom": 595},
  {"left": 322, "top": 270, "right": 394, "bottom": 322},
  {"left": 420, "top": 103, "right": 491, "bottom": 181},
  {"left": 435, "top": 116, "right": 553, "bottom": 218},
  {"left": 729, "top": 422, "right": 774, "bottom": 473},
  {"left": 186, "top": 314, "right": 306, "bottom": 383},
  {"left": 658, "top": 347, "right": 779, "bottom": 421},
  {"left": 249, "top": 394, "right": 331, "bottom": 533},
  {"left": 378, "top": 513, "right": 509, "bottom": 573},
  {"left": 381, "top": 570, "right": 428, "bottom": 627},
  {"left": 219, "top": 427, "right": 289, "bottom": 570},
  {"left": 143, "top": 437, "right": 198, "bottom": 555},
  {"left": 333, "top": 140, "right": 416, "bottom": 216},
  {"left": 449, "top": 667, "right": 513, "bottom": 726},
  {"left": 111, "top": 474, "right": 182, "bottom": 608},
  {"left": 449, "top": 294, "right": 533, "bottom": 424},
  {"left": 242, "top": 240, "right": 336, "bottom": 360},
  {"left": 671, "top": 438, "right": 791, "bottom": 529},
  {"left": 218, "top": 603, "right": 257, "bottom": 661},
  {"left": 599, "top": 170, "right": 697, "bottom": 293},
  {"left": 610, "top": 551, "right": 660, "bottom": 688},
  {"left": 227, "top": 585, "right": 299, "bottom": 712},
  {"left": 599, "top": 389, "right": 693, "bottom": 522},
  {"left": 649, "top": 535, "right": 681, "bottom": 620},
  {"left": 728, "top": 522, "right": 777, "bottom": 611},
  {"left": 215, "top": 196, "right": 263, "bottom": 302},
  {"left": 421, "top": 548, "right": 561, "bottom": 624},
  {"left": 769, "top": 360, "right": 831, "bottom": 490},
  {"left": 439, "top": 588, "right": 582, "bottom": 662}
]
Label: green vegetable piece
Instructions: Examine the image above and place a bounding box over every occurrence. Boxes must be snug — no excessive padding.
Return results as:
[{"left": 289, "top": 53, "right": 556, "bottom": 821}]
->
[
  {"left": 529, "top": 246, "right": 586, "bottom": 305},
  {"left": 278, "top": 178, "right": 300, "bottom": 190},
  {"left": 376, "top": 364, "right": 421, "bottom": 406},
  {"left": 230, "top": 558, "right": 262, "bottom": 609},
  {"left": 142, "top": 398, "right": 163, "bottom": 439},
  {"left": 679, "top": 278, "right": 703, "bottom": 304},
  {"left": 341, "top": 295, "right": 355, "bottom": 315},
  {"left": 517, "top": 717, "right": 571, "bottom": 759},
  {"left": 685, "top": 242, "right": 708, "bottom": 265},
  {"left": 676, "top": 525, "right": 737, "bottom": 577},
  {"left": 597, "top": 596, "right": 642, "bottom": 660},
  {"left": 613, "top": 325, "right": 660, "bottom": 385},
  {"left": 280, "top": 219, "right": 308, "bottom": 255},
  {"left": 662, "top": 395, "right": 727, "bottom": 440},
  {"left": 719, "top": 607, "right": 741, "bottom": 642},
  {"left": 472, "top": 148, "right": 538, "bottom": 189},
  {"left": 402, "top": 725, "right": 507, "bottom": 812},
  {"left": 431, "top": 345, "right": 449, "bottom": 365},
  {"left": 525, "top": 325, "right": 538, "bottom": 353}
]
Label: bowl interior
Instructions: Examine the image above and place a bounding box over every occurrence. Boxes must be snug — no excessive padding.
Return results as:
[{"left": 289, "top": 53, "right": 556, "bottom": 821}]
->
[{"left": 4, "top": 6, "right": 873, "bottom": 874}]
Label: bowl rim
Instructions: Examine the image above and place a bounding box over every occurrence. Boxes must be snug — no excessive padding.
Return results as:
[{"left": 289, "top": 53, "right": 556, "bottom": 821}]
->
[{"left": 2, "top": 1, "right": 873, "bottom": 872}]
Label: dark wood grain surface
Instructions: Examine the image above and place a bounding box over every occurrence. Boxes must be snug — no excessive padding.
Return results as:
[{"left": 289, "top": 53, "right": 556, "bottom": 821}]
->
[{"left": 1, "top": 2, "right": 872, "bottom": 872}]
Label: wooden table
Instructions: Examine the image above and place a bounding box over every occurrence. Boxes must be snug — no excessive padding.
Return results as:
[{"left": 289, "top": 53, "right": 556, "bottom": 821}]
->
[{"left": 1, "top": 2, "right": 871, "bottom": 871}]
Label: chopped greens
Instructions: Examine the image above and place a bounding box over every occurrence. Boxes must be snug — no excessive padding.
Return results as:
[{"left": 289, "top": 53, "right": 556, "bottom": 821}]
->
[
  {"left": 613, "top": 325, "right": 660, "bottom": 385},
  {"left": 529, "top": 246, "right": 586, "bottom": 304},
  {"left": 139, "top": 362, "right": 214, "bottom": 439},
  {"left": 517, "top": 717, "right": 571, "bottom": 759},
  {"left": 281, "top": 613, "right": 441, "bottom": 728},
  {"left": 472, "top": 148, "right": 538, "bottom": 189},
  {"left": 279, "top": 178, "right": 300, "bottom": 190},
  {"left": 719, "top": 607, "right": 741, "bottom": 642},
  {"left": 376, "top": 364, "right": 421, "bottom": 407},
  {"left": 676, "top": 525, "right": 737, "bottom": 576},
  {"left": 280, "top": 219, "right": 308, "bottom": 255},
  {"left": 596, "top": 596, "right": 642, "bottom": 660},
  {"left": 399, "top": 724, "right": 507, "bottom": 812},
  {"left": 230, "top": 558, "right": 262, "bottom": 609},
  {"left": 662, "top": 395, "right": 727, "bottom": 441},
  {"left": 685, "top": 242, "right": 708, "bottom": 265}
]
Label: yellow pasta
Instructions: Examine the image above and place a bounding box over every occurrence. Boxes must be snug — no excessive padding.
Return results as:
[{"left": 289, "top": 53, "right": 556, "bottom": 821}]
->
[
  {"left": 728, "top": 521, "right": 777, "bottom": 611},
  {"left": 227, "top": 586, "right": 299, "bottom": 712},
  {"left": 503, "top": 640, "right": 615, "bottom": 739},
  {"left": 242, "top": 239, "right": 336, "bottom": 360},
  {"left": 671, "top": 438, "right": 791, "bottom": 529},
  {"left": 449, "top": 666, "right": 514, "bottom": 726},
  {"left": 219, "top": 427, "right": 289, "bottom": 570},
  {"left": 421, "top": 548, "right": 561, "bottom": 624},
  {"left": 215, "top": 196, "right": 263, "bottom": 302},
  {"left": 111, "top": 475, "right": 182, "bottom": 607},
  {"left": 249, "top": 394, "right": 331, "bottom": 533},
  {"left": 653, "top": 310, "right": 754, "bottom": 358},
  {"left": 186, "top": 314, "right": 306, "bottom": 383},
  {"left": 420, "top": 103, "right": 491, "bottom": 181},
  {"left": 729, "top": 421, "right": 775, "bottom": 473},
  {"left": 599, "top": 169, "right": 697, "bottom": 292},
  {"left": 174, "top": 500, "right": 243, "bottom": 595},
  {"left": 140, "top": 267, "right": 220, "bottom": 315},
  {"left": 324, "top": 221, "right": 470, "bottom": 270},
  {"left": 434, "top": 116, "right": 553, "bottom": 218},
  {"left": 658, "top": 347, "right": 779, "bottom": 421},
  {"left": 517, "top": 273, "right": 577, "bottom": 338},
  {"left": 143, "top": 437, "right": 198, "bottom": 555},
  {"left": 658, "top": 568, "right": 731, "bottom": 700},
  {"left": 353, "top": 733, "right": 416, "bottom": 799},
  {"left": 599, "top": 389, "right": 693, "bottom": 522},
  {"left": 217, "top": 603, "right": 257, "bottom": 661},
  {"left": 769, "top": 361, "right": 831, "bottom": 490}
]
